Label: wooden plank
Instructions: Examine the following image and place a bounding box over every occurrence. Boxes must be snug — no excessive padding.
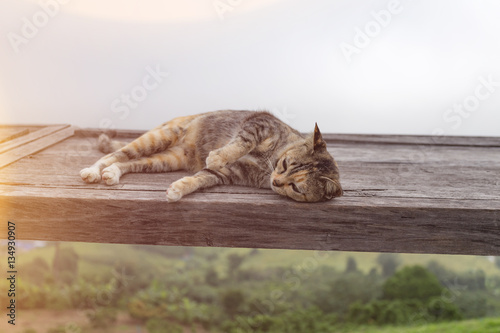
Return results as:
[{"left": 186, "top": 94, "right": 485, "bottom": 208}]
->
[
  {"left": 323, "top": 133, "right": 500, "bottom": 147},
  {"left": 1, "top": 133, "right": 498, "bottom": 201},
  {"left": 75, "top": 128, "right": 144, "bottom": 139},
  {"left": 75, "top": 128, "right": 500, "bottom": 147},
  {"left": 0, "top": 133, "right": 498, "bottom": 200},
  {"left": 0, "top": 165, "right": 498, "bottom": 201},
  {"left": 0, "top": 125, "right": 70, "bottom": 154},
  {"left": 0, "top": 126, "right": 74, "bottom": 169},
  {"left": 0, "top": 185, "right": 498, "bottom": 255},
  {"left": 0, "top": 128, "right": 498, "bottom": 255},
  {"left": 40, "top": 140, "right": 500, "bottom": 166},
  {"left": 0, "top": 128, "right": 29, "bottom": 144}
]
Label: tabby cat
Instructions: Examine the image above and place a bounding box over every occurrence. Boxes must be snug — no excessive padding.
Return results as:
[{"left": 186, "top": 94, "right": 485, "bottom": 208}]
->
[{"left": 80, "top": 110, "right": 343, "bottom": 202}]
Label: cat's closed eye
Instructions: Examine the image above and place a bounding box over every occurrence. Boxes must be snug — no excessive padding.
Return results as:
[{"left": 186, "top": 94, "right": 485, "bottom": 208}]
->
[{"left": 290, "top": 183, "right": 301, "bottom": 193}]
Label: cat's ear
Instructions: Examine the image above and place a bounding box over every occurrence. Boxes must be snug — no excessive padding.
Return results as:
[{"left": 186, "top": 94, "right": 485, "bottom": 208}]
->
[{"left": 313, "top": 123, "right": 327, "bottom": 153}]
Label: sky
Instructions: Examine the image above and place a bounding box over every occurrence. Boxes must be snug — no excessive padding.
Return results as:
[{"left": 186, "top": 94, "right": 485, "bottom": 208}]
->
[{"left": 0, "top": 0, "right": 499, "bottom": 136}]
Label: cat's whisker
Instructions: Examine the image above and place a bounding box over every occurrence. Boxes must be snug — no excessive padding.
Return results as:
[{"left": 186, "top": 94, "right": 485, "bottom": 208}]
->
[
  {"left": 320, "top": 176, "right": 343, "bottom": 197},
  {"left": 320, "top": 176, "right": 335, "bottom": 183}
]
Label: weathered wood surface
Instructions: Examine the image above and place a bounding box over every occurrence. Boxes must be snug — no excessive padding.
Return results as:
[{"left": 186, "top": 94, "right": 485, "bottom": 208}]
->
[
  {"left": 0, "top": 125, "right": 74, "bottom": 168},
  {"left": 0, "top": 127, "right": 499, "bottom": 255},
  {"left": 0, "top": 128, "right": 29, "bottom": 144}
]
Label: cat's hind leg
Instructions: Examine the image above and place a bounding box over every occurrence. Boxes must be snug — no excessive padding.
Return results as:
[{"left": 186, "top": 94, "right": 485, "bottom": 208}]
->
[
  {"left": 80, "top": 128, "right": 180, "bottom": 183},
  {"left": 166, "top": 169, "right": 225, "bottom": 202},
  {"left": 100, "top": 147, "right": 187, "bottom": 185}
]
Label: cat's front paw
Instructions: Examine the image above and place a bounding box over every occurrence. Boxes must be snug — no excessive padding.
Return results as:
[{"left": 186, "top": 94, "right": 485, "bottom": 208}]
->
[
  {"left": 166, "top": 184, "right": 183, "bottom": 203},
  {"left": 206, "top": 150, "right": 227, "bottom": 170},
  {"left": 80, "top": 167, "right": 101, "bottom": 183},
  {"left": 101, "top": 165, "right": 121, "bottom": 185}
]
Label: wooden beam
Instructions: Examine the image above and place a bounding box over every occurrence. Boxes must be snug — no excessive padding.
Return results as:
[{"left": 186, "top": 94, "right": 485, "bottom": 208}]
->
[
  {"left": 0, "top": 128, "right": 498, "bottom": 255},
  {"left": 0, "top": 125, "right": 74, "bottom": 169},
  {"left": 1, "top": 185, "right": 498, "bottom": 255}
]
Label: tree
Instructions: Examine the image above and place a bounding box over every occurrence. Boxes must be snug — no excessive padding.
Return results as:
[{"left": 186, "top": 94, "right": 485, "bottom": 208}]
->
[
  {"left": 205, "top": 267, "right": 219, "bottom": 287},
  {"left": 377, "top": 253, "right": 401, "bottom": 278},
  {"left": 348, "top": 266, "right": 464, "bottom": 326},
  {"left": 52, "top": 244, "right": 79, "bottom": 285},
  {"left": 227, "top": 253, "right": 245, "bottom": 278},
  {"left": 221, "top": 289, "right": 245, "bottom": 317},
  {"left": 24, "top": 257, "right": 50, "bottom": 285},
  {"left": 382, "top": 265, "right": 443, "bottom": 303},
  {"left": 345, "top": 257, "right": 358, "bottom": 274},
  {"left": 315, "top": 273, "right": 382, "bottom": 316},
  {"left": 427, "top": 297, "right": 463, "bottom": 321},
  {"left": 427, "top": 260, "right": 454, "bottom": 285}
]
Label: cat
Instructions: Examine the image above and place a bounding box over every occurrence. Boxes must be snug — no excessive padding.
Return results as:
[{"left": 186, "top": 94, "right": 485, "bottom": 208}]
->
[{"left": 80, "top": 110, "right": 343, "bottom": 202}]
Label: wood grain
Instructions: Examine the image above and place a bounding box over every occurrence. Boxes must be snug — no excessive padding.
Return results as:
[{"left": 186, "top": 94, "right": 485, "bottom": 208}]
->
[
  {"left": 322, "top": 133, "right": 500, "bottom": 147},
  {"left": 0, "top": 126, "right": 74, "bottom": 168},
  {"left": 1, "top": 185, "right": 498, "bottom": 255},
  {"left": 0, "top": 128, "right": 498, "bottom": 255},
  {"left": 76, "top": 128, "right": 500, "bottom": 147},
  {"left": 0, "top": 125, "right": 70, "bottom": 154},
  {"left": 0, "top": 128, "right": 29, "bottom": 144}
]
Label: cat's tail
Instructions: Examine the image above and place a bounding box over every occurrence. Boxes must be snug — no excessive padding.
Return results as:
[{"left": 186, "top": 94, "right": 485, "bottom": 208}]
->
[{"left": 97, "top": 133, "right": 127, "bottom": 154}]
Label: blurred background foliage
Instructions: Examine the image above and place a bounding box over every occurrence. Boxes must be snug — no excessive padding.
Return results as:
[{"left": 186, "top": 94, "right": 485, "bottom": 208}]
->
[{"left": 1, "top": 242, "right": 499, "bottom": 332}]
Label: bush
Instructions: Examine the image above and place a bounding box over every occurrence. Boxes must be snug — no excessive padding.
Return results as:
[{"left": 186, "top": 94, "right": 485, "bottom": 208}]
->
[
  {"left": 128, "top": 283, "right": 213, "bottom": 327},
  {"left": 454, "top": 290, "right": 489, "bottom": 318},
  {"left": 186, "top": 284, "right": 218, "bottom": 304},
  {"left": 348, "top": 297, "right": 462, "bottom": 325},
  {"left": 23, "top": 257, "right": 50, "bottom": 286},
  {"left": 227, "top": 253, "right": 246, "bottom": 278},
  {"left": 146, "top": 318, "right": 183, "bottom": 333},
  {"left": 314, "top": 272, "right": 382, "bottom": 317},
  {"left": 45, "top": 324, "right": 82, "bottom": 333},
  {"left": 23, "top": 329, "right": 38, "bottom": 333},
  {"left": 383, "top": 266, "right": 443, "bottom": 302},
  {"left": 47, "top": 326, "right": 66, "bottom": 333},
  {"left": 223, "top": 307, "right": 336, "bottom": 333},
  {"left": 348, "top": 301, "right": 376, "bottom": 324},
  {"left": 221, "top": 289, "right": 245, "bottom": 317},
  {"left": 379, "top": 300, "right": 424, "bottom": 325},
  {"left": 427, "top": 297, "right": 463, "bottom": 321},
  {"left": 86, "top": 307, "right": 117, "bottom": 328},
  {"left": 53, "top": 245, "right": 79, "bottom": 285},
  {"left": 17, "top": 283, "right": 72, "bottom": 310},
  {"left": 204, "top": 267, "right": 219, "bottom": 287}
]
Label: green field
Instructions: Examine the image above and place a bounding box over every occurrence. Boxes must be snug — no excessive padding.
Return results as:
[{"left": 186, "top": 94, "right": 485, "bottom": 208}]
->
[{"left": 343, "top": 317, "right": 500, "bottom": 333}]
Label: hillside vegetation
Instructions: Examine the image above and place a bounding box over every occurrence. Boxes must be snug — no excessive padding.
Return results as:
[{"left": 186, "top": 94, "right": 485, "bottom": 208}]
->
[{"left": 2, "top": 242, "right": 499, "bottom": 332}]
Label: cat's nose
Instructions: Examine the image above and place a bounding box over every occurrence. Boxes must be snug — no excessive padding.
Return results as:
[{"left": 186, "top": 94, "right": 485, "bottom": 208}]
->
[{"left": 272, "top": 179, "right": 284, "bottom": 187}]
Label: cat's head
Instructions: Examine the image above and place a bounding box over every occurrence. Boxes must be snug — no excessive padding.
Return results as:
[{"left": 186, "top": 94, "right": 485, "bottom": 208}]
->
[{"left": 270, "top": 124, "right": 343, "bottom": 202}]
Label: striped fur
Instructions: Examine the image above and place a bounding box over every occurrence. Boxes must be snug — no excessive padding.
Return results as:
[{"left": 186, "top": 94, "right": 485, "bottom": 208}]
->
[{"left": 80, "top": 110, "right": 342, "bottom": 202}]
